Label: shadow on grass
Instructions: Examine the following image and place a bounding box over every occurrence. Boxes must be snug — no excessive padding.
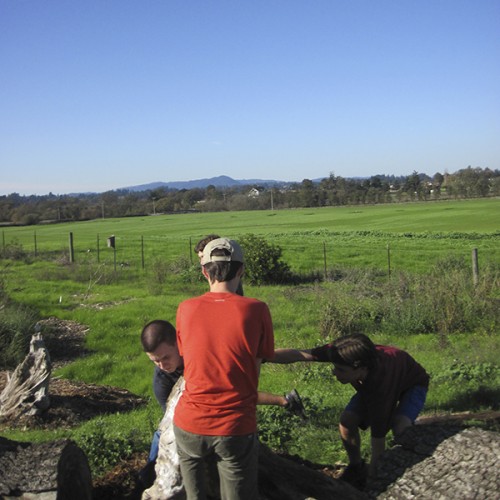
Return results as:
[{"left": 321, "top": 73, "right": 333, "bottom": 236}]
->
[{"left": 435, "top": 386, "right": 500, "bottom": 413}]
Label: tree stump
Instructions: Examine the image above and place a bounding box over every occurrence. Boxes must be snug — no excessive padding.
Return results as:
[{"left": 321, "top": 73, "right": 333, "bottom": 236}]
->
[
  {"left": 0, "top": 437, "right": 92, "bottom": 499},
  {"left": 0, "top": 330, "right": 52, "bottom": 421}
]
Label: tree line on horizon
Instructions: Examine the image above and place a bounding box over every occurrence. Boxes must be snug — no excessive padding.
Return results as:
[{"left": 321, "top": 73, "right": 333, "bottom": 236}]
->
[{"left": 1, "top": 166, "right": 498, "bottom": 226}]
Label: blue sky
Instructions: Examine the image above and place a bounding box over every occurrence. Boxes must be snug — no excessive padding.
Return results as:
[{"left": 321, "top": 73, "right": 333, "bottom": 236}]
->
[{"left": 1, "top": 1, "right": 499, "bottom": 195}]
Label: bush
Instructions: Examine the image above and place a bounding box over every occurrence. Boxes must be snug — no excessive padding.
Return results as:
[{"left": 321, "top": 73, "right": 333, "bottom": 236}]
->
[
  {"left": 239, "top": 234, "right": 292, "bottom": 285},
  {"left": 0, "top": 241, "right": 29, "bottom": 261},
  {"left": 75, "top": 418, "right": 142, "bottom": 476}
]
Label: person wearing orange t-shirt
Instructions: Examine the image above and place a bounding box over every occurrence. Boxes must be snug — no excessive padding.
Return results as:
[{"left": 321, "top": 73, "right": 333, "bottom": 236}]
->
[{"left": 174, "top": 238, "right": 274, "bottom": 500}]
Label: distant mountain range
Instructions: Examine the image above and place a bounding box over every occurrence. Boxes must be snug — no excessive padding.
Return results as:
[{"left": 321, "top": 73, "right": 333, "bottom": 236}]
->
[{"left": 119, "top": 175, "right": 299, "bottom": 192}]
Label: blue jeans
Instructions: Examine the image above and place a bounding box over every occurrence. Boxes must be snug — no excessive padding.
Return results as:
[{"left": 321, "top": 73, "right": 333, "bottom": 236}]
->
[
  {"left": 346, "top": 385, "right": 428, "bottom": 430},
  {"left": 148, "top": 429, "right": 161, "bottom": 463}
]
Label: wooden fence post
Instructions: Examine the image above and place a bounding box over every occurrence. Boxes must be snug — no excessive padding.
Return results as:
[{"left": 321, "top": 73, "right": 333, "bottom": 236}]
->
[
  {"left": 34, "top": 231, "right": 37, "bottom": 257},
  {"left": 69, "top": 232, "right": 74, "bottom": 263},
  {"left": 141, "top": 236, "right": 145, "bottom": 270},
  {"left": 107, "top": 235, "right": 116, "bottom": 271},
  {"left": 387, "top": 243, "right": 391, "bottom": 277},
  {"left": 472, "top": 248, "right": 479, "bottom": 286},
  {"left": 323, "top": 241, "right": 327, "bottom": 280},
  {"left": 97, "top": 234, "right": 100, "bottom": 263}
]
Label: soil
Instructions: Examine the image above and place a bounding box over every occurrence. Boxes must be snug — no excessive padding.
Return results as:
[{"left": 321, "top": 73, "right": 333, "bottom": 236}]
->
[{"left": 1, "top": 318, "right": 499, "bottom": 499}]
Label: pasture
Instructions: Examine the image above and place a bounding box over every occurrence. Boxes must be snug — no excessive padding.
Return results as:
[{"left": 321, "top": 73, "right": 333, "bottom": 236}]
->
[{"left": 2, "top": 198, "right": 499, "bottom": 274}]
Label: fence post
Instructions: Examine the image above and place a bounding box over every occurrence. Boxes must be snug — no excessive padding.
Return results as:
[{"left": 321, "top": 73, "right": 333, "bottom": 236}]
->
[
  {"left": 97, "top": 234, "right": 100, "bottom": 263},
  {"left": 69, "top": 232, "right": 74, "bottom": 263},
  {"left": 107, "top": 235, "right": 116, "bottom": 271},
  {"left": 2, "top": 230, "right": 5, "bottom": 250},
  {"left": 141, "top": 236, "right": 145, "bottom": 270},
  {"left": 189, "top": 237, "right": 193, "bottom": 265},
  {"left": 472, "top": 248, "right": 479, "bottom": 286},
  {"left": 323, "top": 241, "right": 327, "bottom": 280},
  {"left": 34, "top": 231, "right": 37, "bottom": 257},
  {"left": 387, "top": 243, "right": 391, "bottom": 277}
]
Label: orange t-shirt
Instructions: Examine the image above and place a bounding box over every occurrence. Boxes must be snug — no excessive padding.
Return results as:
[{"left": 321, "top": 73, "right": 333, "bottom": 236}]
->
[{"left": 174, "top": 292, "right": 275, "bottom": 436}]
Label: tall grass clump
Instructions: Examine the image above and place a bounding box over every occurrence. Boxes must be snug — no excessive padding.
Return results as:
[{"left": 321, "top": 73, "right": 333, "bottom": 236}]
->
[
  {"left": 0, "top": 299, "right": 39, "bottom": 369},
  {"left": 318, "top": 257, "right": 499, "bottom": 338},
  {"left": 0, "top": 241, "right": 30, "bottom": 262},
  {"left": 381, "top": 258, "right": 499, "bottom": 336}
]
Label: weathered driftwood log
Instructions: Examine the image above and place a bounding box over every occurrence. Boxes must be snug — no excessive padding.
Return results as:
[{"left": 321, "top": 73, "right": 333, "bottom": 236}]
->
[
  {"left": 0, "top": 330, "right": 52, "bottom": 421},
  {"left": 0, "top": 437, "right": 92, "bottom": 499},
  {"left": 143, "top": 377, "right": 365, "bottom": 500}
]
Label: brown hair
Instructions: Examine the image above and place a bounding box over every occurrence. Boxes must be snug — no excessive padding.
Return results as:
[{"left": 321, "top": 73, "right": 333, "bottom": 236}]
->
[
  {"left": 328, "top": 333, "right": 378, "bottom": 370},
  {"left": 141, "top": 319, "right": 176, "bottom": 352},
  {"left": 194, "top": 234, "right": 220, "bottom": 254}
]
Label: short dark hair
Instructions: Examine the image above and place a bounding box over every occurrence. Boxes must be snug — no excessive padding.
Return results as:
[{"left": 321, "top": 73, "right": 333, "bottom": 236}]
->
[
  {"left": 203, "top": 247, "right": 243, "bottom": 282},
  {"left": 328, "top": 333, "right": 378, "bottom": 370},
  {"left": 141, "top": 319, "right": 176, "bottom": 352},
  {"left": 194, "top": 234, "right": 220, "bottom": 254}
]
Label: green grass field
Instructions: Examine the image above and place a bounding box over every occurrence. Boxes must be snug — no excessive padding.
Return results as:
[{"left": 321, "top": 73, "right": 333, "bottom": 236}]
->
[
  {"left": 1, "top": 197, "right": 499, "bottom": 471},
  {"left": 2, "top": 198, "right": 499, "bottom": 274}
]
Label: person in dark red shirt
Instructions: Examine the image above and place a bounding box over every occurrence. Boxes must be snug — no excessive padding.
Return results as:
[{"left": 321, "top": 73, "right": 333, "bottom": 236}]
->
[{"left": 270, "top": 333, "right": 429, "bottom": 487}]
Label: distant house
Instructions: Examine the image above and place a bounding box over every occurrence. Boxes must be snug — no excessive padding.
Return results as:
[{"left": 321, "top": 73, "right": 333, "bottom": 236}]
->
[{"left": 247, "top": 188, "right": 260, "bottom": 198}]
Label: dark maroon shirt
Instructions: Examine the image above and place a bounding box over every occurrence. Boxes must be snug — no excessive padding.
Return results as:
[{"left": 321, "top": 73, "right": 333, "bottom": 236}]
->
[{"left": 310, "top": 343, "right": 430, "bottom": 437}]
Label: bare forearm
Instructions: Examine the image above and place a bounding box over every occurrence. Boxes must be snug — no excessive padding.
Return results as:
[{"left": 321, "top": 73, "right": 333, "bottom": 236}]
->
[{"left": 267, "top": 348, "right": 315, "bottom": 363}]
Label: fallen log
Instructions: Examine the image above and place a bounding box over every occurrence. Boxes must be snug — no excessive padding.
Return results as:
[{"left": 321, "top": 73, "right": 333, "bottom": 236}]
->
[
  {"left": 257, "top": 443, "right": 365, "bottom": 499},
  {"left": 143, "top": 377, "right": 365, "bottom": 500},
  {"left": 0, "top": 437, "right": 92, "bottom": 499}
]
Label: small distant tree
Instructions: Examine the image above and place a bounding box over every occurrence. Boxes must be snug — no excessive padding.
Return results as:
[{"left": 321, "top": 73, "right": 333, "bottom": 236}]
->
[{"left": 239, "top": 234, "right": 292, "bottom": 285}]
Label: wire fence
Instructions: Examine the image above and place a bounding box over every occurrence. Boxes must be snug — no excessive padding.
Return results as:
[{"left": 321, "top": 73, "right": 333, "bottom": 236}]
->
[{"left": 2, "top": 229, "right": 496, "bottom": 280}]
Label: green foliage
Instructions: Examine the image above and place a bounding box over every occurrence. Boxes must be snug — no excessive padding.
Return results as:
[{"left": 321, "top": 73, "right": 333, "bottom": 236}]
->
[
  {"left": 257, "top": 406, "right": 296, "bottom": 452},
  {"left": 0, "top": 300, "right": 39, "bottom": 369},
  {"left": 430, "top": 359, "right": 500, "bottom": 412},
  {"left": 316, "top": 258, "right": 499, "bottom": 338},
  {"left": 0, "top": 241, "right": 29, "bottom": 261},
  {"left": 74, "top": 417, "right": 143, "bottom": 476},
  {"left": 239, "top": 233, "right": 292, "bottom": 285},
  {"left": 435, "top": 361, "right": 499, "bottom": 384}
]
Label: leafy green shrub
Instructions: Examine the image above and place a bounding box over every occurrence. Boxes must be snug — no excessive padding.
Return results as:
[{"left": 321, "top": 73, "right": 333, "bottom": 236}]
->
[
  {"left": 258, "top": 406, "right": 296, "bottom": 452},
  {"left": 239, "top": 234, "right": 292, "bottom": 285},
  {"left": 75, "top": 418, "right": 142, "bottom": 476},
  {"left": 435, "top": 361, "right": 499, "bottom": 383}
]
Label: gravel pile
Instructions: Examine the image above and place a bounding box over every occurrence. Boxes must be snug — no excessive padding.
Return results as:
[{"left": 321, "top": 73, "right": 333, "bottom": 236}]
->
[{"left": 367, "top": 424, "right": 500, "bottom": 499}]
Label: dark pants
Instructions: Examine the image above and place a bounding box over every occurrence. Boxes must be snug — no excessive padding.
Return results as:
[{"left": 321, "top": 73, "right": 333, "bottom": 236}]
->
[{"left": 173, "top": 425, "right": 259, "bottom": 500}]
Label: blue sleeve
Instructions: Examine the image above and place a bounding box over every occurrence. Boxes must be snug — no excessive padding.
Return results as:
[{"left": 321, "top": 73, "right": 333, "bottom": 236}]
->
[{"left": 152, "top": 366, "right": 180, "bottom": 413}]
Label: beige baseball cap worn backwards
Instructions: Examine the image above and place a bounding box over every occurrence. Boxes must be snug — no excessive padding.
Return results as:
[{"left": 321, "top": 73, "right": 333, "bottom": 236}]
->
[{"left": 200, "top": 238, "right": 244, "bottom": 265}]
